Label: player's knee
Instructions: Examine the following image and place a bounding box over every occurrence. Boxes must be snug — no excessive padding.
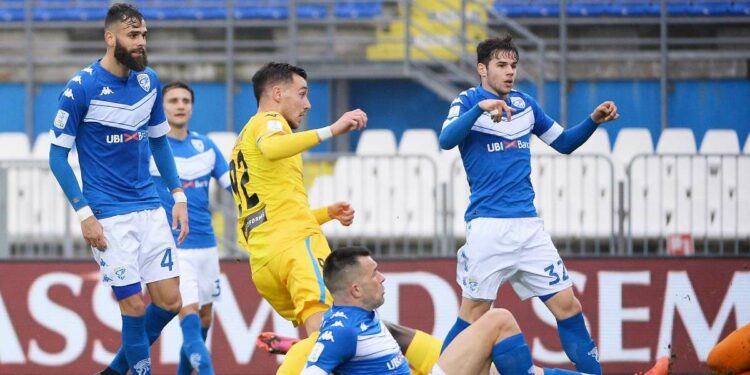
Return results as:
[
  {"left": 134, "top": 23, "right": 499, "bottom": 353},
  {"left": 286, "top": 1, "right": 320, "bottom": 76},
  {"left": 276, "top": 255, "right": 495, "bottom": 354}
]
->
[
  {"left": 546, "top": 291, "right": 582, "bottom": 320},
  {"left": 200, "top": 314, "right": 212, "bottom": 328},
  {"left": 158, "top": 294, "right": 183, "bottom": 313},
  {"left": 459, "top": 299, "right": 492, "bottom": 323},
  {"left": 485, "top": 308, "right": 519, "bottom": 335},
  {"left": 119, "top": 296, "right": 147, "bottom": 316}
]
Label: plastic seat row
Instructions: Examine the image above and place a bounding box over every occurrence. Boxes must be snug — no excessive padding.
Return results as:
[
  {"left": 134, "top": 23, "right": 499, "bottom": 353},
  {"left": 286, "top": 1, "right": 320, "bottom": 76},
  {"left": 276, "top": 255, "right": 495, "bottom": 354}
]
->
[
  {"left": 492, "top": 1, "right": 750, "bottom": 18},
  {"left": 0, "top": 1, "right": 383, "bottom": 22}
]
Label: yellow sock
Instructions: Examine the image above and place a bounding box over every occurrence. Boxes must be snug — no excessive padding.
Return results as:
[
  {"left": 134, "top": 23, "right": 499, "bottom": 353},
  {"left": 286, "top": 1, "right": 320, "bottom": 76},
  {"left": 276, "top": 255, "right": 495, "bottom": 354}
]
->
[
  {"left": 276, "top": 332, "right": 319, "bottom": 375},
  {"left": 405, "top": 330, "right": 442, "bottom": 375}
]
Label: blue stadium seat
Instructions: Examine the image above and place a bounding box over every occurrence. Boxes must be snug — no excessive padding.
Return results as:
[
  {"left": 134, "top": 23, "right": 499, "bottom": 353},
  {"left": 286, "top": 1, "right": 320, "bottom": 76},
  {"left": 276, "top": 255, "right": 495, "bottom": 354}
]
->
[
  {"left": 335, "top": 1, "right": 382, "bottom": 19},
  {"left": 492, "top": 0, "right": 750, "bottom": 18}
]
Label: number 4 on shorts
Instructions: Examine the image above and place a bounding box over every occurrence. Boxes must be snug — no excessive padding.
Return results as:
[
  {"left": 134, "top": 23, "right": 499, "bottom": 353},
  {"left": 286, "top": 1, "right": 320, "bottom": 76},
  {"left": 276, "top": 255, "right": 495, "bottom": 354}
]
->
[{"left": 161, "top": 248, "right": 174, "bottom": 271}]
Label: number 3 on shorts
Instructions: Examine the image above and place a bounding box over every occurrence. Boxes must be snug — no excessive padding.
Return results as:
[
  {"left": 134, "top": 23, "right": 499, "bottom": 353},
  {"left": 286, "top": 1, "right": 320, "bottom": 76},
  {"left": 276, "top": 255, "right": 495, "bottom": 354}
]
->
[
  {"left": 545, "top": 259, "right": 569, "bottom": 286},
  {"left": 161, "top": 248, "right": 174, "bottom": 271}
]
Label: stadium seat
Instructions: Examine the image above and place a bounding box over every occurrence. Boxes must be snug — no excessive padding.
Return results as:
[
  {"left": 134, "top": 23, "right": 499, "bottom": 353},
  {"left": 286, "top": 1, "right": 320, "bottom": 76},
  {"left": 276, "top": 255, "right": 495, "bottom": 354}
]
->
[
  {"left": 699, "top": 129, "right": 742, "bottom": 238},
  {"left": 612, "top": 128, "right": 656, "bottom": 237},
  {"left": 206, "top": 131, "right": 238, "bottom": 160},
  {"left": 0, "top": 132, "right": 31, "bottom": 160},
  {"left": 745, "top": 135, "right": 750, "bottom": 154},
  {"left": 32, "top": 132, "right": 51, "bottom": 160},
  {"left": 569, "top": 129, "right": 614, "bottom": 238},
  {"left": 398, "top": 128, "right": 439, "bottom": 159},
  {"left": 355, "top": 129, "right": 397, "bottom": 155},
  {"left": 655, "top": 128, "right": 703, "bottom": 236}
]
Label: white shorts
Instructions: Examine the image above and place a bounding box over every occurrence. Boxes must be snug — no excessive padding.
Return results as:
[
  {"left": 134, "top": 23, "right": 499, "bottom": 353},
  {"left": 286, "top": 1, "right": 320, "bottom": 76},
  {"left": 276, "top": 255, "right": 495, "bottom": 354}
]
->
[
  {"left": 456, "top": 217, "right": 572, "bottom": 301},
  {"left": 178, "top": 247, "right": 222, "bottom": 307},
  {"left": 91, "top": 207, "right": 180, "bottom": 287}
]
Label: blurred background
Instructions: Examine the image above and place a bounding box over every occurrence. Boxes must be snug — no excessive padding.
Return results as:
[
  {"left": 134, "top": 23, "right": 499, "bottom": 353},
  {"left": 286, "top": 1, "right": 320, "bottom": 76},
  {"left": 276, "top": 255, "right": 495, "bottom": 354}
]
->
[{"left": 0, "top": 1, "right": 748, "bottom": 374}]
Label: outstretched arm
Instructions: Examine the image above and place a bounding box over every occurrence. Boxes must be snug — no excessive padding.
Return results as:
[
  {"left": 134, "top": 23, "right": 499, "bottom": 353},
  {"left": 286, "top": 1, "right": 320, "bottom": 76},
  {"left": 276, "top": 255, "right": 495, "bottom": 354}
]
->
[
  {"left": 549, "top": 101, "right": 619, "bottom": 154},
  {"left": 439, "top": 99, "right": 516, "bottom": 150}
]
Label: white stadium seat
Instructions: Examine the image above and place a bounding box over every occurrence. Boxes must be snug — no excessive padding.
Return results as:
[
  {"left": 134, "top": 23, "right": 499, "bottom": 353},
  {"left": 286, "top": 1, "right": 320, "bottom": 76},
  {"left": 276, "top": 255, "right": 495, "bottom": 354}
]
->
[
  {"left": 398, "top": 129, "right": 440, "bottom": 159},
  {"left": 745, "top": 135, "right": 750, "bottom": 154},
  {"left": 32, "top": 132, "right": 51, "bottom": 160},
  {"left": 0, "top": 132, "right": 31, "bottom": 160},
  {"left": 612, "top": 128, "right": 656, "bottom": 237},
  {"left": 206, "top": 131, "right": 238, "bottom": 160},
  {"left": 355, "top": 129, "right": 397, "bottom": 155},
  {"left": 572, "top": 128, "right": 611, "bottom": 155},
  {"left": 699, "top": 129, "right": 741, "bottom": 238},
  {"left": 655, "top": 128, "right": 703, "bottom": 236}
]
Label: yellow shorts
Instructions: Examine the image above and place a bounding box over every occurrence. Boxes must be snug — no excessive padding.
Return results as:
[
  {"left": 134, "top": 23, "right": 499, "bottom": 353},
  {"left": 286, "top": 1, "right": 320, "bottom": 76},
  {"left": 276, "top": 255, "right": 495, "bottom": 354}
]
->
[{"left": 251, "top": 233, "right": 333, "bottom": 326}]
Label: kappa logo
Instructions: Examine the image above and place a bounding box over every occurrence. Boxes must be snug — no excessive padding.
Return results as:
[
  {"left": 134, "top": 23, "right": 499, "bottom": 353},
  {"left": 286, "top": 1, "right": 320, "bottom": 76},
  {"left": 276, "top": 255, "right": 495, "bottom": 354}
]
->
[
  {"left": 331, "top": 320, "right": 344, "bottom": 328},
  {"left": 100, "top": 86, "right": 114, "bottom": 96},
  {"left": 63, "top": 88, "right": 74, "bottom": 100},
  {"left": 137, "top": 73, "right": 150, "bottom": 92},
  {"left": 588, "top": 347, "right": 599, "bottom": 362},
  {"left": 360, "top": 322, "right": 368, "bottom": 332},
  {"left": 102, "top": 274, "right": 113, "bottom": 283},
  {"left": 330, "top": 311, "right": 348, "bottom": 319},
  {"left": 82, "top": 66, "right": 93, "bottom": 75},
  {"left": 133, "top": 358, "right": 150, "bottom": 375},
  {"left": 319, "top": 331, "right": 335, "bottom": 342},
  {"left": 71, "top": 75, "right": 82, "bottom": 84}
]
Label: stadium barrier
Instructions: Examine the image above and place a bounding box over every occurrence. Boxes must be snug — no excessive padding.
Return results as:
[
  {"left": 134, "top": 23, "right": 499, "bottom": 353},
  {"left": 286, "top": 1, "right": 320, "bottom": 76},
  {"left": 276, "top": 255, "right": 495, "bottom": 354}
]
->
[
  {"left": 1, "top": 153, "right": 748, "bottom": 258},
  {"left": 0, "top": 258, "right": 747, "bottom": 374}
]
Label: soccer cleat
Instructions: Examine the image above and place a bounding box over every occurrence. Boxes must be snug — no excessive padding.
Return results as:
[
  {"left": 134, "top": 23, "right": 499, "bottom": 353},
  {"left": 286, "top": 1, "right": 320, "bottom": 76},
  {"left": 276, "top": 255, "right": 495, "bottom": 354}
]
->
[
  {"left": 635, "top": 356, "right": 670, "bottom": 375},
  {"left": 256, "top": 332, "right": 299, "bottom": 355}
]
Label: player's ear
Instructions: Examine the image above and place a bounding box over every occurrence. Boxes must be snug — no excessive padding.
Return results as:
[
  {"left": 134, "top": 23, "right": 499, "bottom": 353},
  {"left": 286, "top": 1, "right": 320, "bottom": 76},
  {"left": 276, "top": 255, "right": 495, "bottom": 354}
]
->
[
  {"left": 271, "top": 85, "right": 282, "bottom": 103},
  {"left": 104, "top": 28, "right": 115, "bottom": 48},
  {"left": 477, "top": 63, "right": 487, "bottom": 78}
]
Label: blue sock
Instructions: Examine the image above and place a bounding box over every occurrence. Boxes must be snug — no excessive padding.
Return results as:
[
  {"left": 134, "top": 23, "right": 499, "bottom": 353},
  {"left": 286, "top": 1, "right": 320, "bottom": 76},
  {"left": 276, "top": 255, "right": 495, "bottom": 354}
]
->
[
  {"left": 491, "top": 333, "right": 534, "bottom": 375},
  {"left": 180, "top": 313, "right": 215, "bottom": 374},
  {"left": 110, "top": 304, "right": 177, "bottom": 374},
  {"left": 441, "top": 317, "right": 470, "bottom": 353},
  {"left": 557, "top": 312, "right": 601, "bottom": 375},
  {"left": 121, "top": 315, "right": 150, "bottom": 375},
  {"left": 178, "top": 324, "right": 210, "bottom": 374},
  {"left": 544, "top": 368, "right": 585, "bottom": 375}
]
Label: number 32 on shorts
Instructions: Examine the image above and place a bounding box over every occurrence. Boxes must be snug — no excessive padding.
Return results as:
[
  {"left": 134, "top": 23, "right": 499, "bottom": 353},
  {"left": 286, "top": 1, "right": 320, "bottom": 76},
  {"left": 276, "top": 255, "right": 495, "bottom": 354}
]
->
[{"left": 545, "top": 259, "right": 569, "bottom": 286}]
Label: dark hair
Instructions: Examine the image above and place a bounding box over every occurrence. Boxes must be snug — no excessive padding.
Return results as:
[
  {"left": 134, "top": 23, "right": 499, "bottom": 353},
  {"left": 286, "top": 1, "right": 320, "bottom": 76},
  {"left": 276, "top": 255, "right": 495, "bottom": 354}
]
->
[
  {"left": 251, "top": 62, "right": 308, "bottom": 105},
  {"left": 323, "top": 247, "right": 371, "bottom": 294},
  {"left": 163, "top": 81, "right": 195, "bottom": 103},
  {"left": 105, "top": 3, "right": 144, "bottom": 29},
  {"left": 477, "top": 35, "right": 519, "bottom": 66}
]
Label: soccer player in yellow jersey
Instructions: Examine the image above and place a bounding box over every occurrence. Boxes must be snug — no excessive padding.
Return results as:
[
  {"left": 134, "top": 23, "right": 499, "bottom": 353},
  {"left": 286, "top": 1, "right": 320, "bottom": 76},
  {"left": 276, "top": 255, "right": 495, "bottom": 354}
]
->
[
  {"left": 231, "top": 62, "right": 441, "bottom": 375},
  {"left": 230, "top": 62, "right": 365, "bottom": 335}
]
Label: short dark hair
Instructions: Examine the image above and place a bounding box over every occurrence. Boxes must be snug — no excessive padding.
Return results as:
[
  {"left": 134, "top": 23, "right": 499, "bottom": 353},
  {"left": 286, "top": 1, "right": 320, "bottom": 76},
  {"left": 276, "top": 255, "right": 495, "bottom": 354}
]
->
[
  {"left": 163, "top": 81, "right": 195, "bottom": 103},
  {"left": 105, "top": 3, "right": 144, "bottom": 29},
  {"left": 323, "top": 247, "right": 371, "bottom": 294},
  {"left": 477, "top": 35, "right": 519, "bottom": 67},
  {"left": 251, "top": 62, "right": 308, "bottom": 105}
]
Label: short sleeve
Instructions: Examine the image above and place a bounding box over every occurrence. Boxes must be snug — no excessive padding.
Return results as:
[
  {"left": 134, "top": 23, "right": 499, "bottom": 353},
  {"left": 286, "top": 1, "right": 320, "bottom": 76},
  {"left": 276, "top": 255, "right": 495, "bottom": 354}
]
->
[
  {"left": 304, "top": 327, "right": 357, "bottom": 373},
  {"left": 147, "top": 72, "right": 170, "bottom": 138},
  {"left": 442, "top": 94, "right": 471, "bottom": 129},
  {"left": 49, "top": 77, "right": 87, "bottom": 149},
  {"left": 251, "top": 112, "right": 291, "bottom": 145},
  {"left": 208, "top": 137, "right": 231, "bottom": 189},
  {"left": 529, "top": 95, "right": 563, "bottom": 145}
]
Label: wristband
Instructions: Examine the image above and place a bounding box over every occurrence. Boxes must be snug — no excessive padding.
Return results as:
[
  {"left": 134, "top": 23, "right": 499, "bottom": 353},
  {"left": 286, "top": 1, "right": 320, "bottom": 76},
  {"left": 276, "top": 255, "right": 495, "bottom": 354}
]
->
[
  {"left": 172, "top": 191, "right": 187, "bottom": 203},
  {"left": 316, "top": 126, "right": 333, "bottom": 142},
  {"left": 76, "top": 206, "right": 94, "bottom": 222}
]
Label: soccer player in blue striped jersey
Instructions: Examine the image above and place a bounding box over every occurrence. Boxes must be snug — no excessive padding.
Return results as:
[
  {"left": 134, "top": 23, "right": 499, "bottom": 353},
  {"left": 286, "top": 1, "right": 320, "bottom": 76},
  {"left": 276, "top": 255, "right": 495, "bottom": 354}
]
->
[
  {"left": 438, "top": 36, "right": 619, "bottom": 375},
  {"left": 302, "top": 247, "right": 589, "bottom": 375},
  {"left": 48, "top": 4, "right": 187, "bottom": 375},
  {"left": 149, "top": 81, "right": 232, "bottom": 375}
]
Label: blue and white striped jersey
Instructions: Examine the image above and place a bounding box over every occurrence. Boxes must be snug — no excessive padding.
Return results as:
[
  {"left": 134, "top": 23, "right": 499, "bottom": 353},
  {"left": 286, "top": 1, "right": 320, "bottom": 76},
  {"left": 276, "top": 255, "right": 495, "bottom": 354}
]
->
[
  {"left": 443, "top": 85, "right": 564, "bottom": 220},
  {"left": 150, "top": 132, "right": 231, "bottom": 249},
  {"left": 49, "top": 60, "right": 169, "bottom": 219},
  {"left": 302, "top": 305, "right": 410, "bottom": 375}
]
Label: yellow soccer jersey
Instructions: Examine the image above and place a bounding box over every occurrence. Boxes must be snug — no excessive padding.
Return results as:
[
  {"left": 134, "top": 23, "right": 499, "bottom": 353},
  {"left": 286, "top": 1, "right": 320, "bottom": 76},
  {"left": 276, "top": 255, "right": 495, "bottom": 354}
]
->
[{"left": 230, "top": 111, "right": 322, "bottom": 269}]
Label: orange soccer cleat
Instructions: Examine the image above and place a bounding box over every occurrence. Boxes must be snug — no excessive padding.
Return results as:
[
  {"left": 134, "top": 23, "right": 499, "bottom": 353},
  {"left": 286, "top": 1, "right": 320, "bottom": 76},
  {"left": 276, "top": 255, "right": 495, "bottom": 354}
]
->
[{"left": 256, "top": 332, "right": 300, "bottom": 355}]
